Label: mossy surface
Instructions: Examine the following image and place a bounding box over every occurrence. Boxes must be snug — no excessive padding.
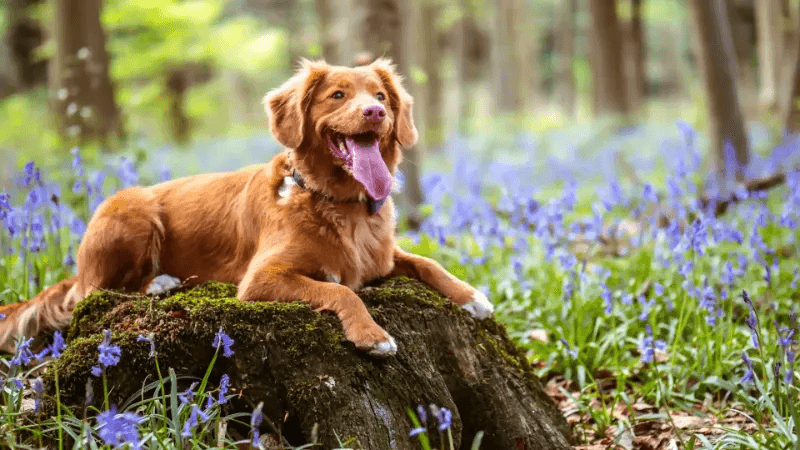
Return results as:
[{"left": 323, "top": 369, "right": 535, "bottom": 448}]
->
[{"left": 43, "top": 276, "right": 570, "bottom": 449}]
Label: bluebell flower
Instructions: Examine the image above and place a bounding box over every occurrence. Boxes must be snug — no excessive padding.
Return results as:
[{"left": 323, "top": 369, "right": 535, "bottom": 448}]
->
[
  {"left": 10, "top": 337, "right": 35, "bottom": 368},
  {"left": 653, "top": 282, "right": 664, "bottom": 297},
  {"left": 212, "top": 327, "right": 234, "bottom": 357},
  {"left": 29, "top": 378, "right": 44, "bottom": 414},
  {"left": 621, "top": 293, "right": 633, "bottom": 306},
  {"left": 436, "top": 407, "right": 452, "bottom": 431},
  {"left": 70, "top": 217, "right": 86, "bottom": 237},
  {"left": 637, "top": 296, "right": 655, "bottom": 322},
  {"left": 743, "top": 290, "right": 760, "bottom": 349},
  {"left": 96, "top": 406, "right": 144, "bottom": 449},
  {"left": 179, "top": 382, "right": 199, "bottom": 405},
  {"left": 786, "top": 351, "right": 795, "bottom": 383},
  {"left": 137, "top": 334, "right": 156, "bottom": 358},
  {"left": 601, "top": 284, "right": 612, "bottom": 314},
  {"left": 251, "top": 402, "right": 264, "bottom": 447},
  {"left": 409, "top": 427, "right": 426, "bottom": 437},
  {"left": 560, "top": 338, "right": 578, "bottom": 359},
  {"left": 181, "top": 404, "right": 210, "bottom": 438},
  {"left": 417, "top": 404, "right": 428, "bottom": 423},
  {"left": 49, "top": 331, "right": 66, "bottom": 358},
  {"left": 639, "top": 325, "right": 666, "bottom": 364},
  {"left": 91, "top": 366, "right": 102, "bottom": 377},
  {"left": 793, "top": 267, "right": 799, "bottom": 290},
  {"left": 218, "top": 374, "right": 230, "bottom": 404},
  {"left": 97, "top": 329, "right": 121, "bottom": 369}
]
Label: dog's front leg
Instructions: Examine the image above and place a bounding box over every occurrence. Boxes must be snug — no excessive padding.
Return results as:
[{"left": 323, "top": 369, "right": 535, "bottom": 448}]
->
[
  {"left": 390, "top": 247, "right": 494, "bottom": 319},
  {"left": 238, "top": 262, "right": 397, "bottom": 357}
]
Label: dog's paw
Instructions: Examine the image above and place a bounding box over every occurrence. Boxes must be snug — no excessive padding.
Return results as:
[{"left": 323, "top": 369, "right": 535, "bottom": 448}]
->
[
  {"left": 462, "top": 290, "right": 494, "bottom": 320},
  {"left": 146, "top": 274, "right": 182, "bottom": 295},
  {"left": 367, "top": 335, "right": 398, "bottom": 358}
]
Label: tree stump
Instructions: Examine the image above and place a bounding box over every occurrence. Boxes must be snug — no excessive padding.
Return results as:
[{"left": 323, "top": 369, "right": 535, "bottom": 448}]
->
[{"left": 44, "top": 277, "right": 572, "bottom": 449}]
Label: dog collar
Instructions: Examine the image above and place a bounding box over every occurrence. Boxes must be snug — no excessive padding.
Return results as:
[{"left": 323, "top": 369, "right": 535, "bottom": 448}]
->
[{"left": 288, "top": 169, "right": 386, "bottom": 215}]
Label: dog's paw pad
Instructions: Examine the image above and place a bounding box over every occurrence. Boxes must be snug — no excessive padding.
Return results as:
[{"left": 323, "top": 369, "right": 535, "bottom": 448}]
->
[
  {"left": 146, "top": 274, "right": 182, "bottom": 295},
  {"left": 462, "top": 290, "right": 494, "bottom": 319},
  {"left": 368, "top": 335, "right": 397, "bottom": 358}
]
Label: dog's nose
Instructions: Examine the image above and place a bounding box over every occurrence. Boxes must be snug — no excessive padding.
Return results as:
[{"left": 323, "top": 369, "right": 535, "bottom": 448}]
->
[{"left": 362, "top": 105, "right": 386, "bottom": 123}]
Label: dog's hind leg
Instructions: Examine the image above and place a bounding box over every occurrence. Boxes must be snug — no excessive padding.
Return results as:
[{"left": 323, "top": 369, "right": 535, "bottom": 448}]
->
[
  {"left": 0, "top": 187, "right": 165, "bottom": 354},
  {"left": 0, "top": 276, "right": 78, "bottom": 353}
]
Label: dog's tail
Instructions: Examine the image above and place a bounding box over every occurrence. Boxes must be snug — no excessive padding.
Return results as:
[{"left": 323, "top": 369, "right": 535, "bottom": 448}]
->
[{"left": 0, "top": 276, "right": 78, "bottom": 353}]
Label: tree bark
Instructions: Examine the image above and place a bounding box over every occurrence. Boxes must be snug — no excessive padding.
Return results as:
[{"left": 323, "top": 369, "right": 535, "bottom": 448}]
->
[
  {"left": 51, "top": 0, "right": 122, "bottom": 144},
  {"left": 627, "top": 0, "right": 647, "bottom": 109},
  {"left": 756, "top": 0, "right": 783, "bottom": 111},
  {"left": 588, "top": 0, "right": 630, "bottom": 117},
  {"left": 491, "top": 0, "right": 523, "bottom": 113},
  {"left": 314, "top": 0, "right": 337, "bottom": 63},
  {"left": 352, "top": 0, "right": 424, "bottom": 230},
  {"left": 783, "top": 10, "right": 800, "bottom": 133},
  {"left": 44, "top": 278, "right": 572, "bottom": 449},
  {"left": 554, "top": 0, "right": 577, "bottom": 117},
  {"left": 419, "top": 0, "right": 444, "bottom": 148},
  {"left": 689, "top": 0, "right": 750, "bottom": 185}
]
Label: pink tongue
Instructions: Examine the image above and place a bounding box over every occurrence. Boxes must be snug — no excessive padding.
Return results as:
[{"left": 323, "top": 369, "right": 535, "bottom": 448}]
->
[{"left": 345, "top": 136, "right": 392, "bottom": 201}]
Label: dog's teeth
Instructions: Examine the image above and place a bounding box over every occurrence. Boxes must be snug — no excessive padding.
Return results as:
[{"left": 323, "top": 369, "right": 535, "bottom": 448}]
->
[{"left": 338, "top": 139, "right": 347, "bottom": 154}]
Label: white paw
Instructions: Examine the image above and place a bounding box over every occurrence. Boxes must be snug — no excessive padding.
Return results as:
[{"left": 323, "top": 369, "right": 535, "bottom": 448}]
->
[
  {"left": 146, "top": 274, "right": 182, "bottom": 295},
  {"left": 462, "top": 290, "right": 494, "bottom": 319},
  {"left": 368, "top": 335, "right": 398, "bottom": 358}
]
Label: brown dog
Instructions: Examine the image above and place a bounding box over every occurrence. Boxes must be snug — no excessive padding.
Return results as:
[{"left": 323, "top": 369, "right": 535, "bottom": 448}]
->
[{"left": 0, "top": 59, "right": 493, "bottom": 357}]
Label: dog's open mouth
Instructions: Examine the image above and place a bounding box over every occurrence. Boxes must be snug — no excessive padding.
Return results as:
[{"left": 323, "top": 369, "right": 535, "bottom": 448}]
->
[{"left": 327, "top": 132, "right": 392, "bottom": 202}]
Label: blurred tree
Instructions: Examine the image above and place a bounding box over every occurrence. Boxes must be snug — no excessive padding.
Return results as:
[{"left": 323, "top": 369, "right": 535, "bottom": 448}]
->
[
  {"left": 51, "top": 0, "right": 122, "bottom": 144},
  {"left": 554, "top": 0, "right": 576, "bottom": 116},
  {"left": 588, "top": 0, "right": 629, "bottom": 117},
  {"left": 626, "top": 0, "right": 646, "bottom": 109},
  {"left": 314, "top": 0, "right": 337, "bottom": 63},
  {"left": 783, "top": 7, "right": 800, "bottom": 133},
  {"left": 4, "top": 0, "right": 46, "bottom": 94},
  {"left": 491, "top": 0, "right": 523, "bottom": 113},
  {"left": 726, "top": 0, "right": 757, "bottom": 112},
  {"left": 755, "top": 0, "right": 782, "bottom": 112},
  {"left": 419, "top": 0, "right": 444, "bottom": 148},
  {"left": 452, "top": 0, "right": 488, "bottom": 132},
  {"left": 690, "top": 0, "right": 750, "bottom": 184},
  {"left": 352, "top": 0, "right": 423, "bottom": 230}
]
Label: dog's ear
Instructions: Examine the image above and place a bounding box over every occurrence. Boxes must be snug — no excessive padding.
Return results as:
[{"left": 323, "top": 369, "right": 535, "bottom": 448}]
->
[
  {"left": 371, "top": 58, "right": 418, "bottom": 148},
  {"left": 264, "top": 60, "right": 329, "bottom": 149}
]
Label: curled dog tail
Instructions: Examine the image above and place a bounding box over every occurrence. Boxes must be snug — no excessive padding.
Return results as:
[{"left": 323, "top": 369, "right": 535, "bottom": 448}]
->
[{"left": 0, "top": 276, "right": 78, "bottom": 353}]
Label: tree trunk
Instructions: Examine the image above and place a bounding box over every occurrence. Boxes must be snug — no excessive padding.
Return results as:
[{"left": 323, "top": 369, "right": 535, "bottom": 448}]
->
[
  {"left": 5, "top": 0, "right": 47, "bottom": 93},
  {"left": 783, "top": 11, "right": 800, "bottom": 133},
  {"left": 353, "top": 0, "right": 424, "bottom": 230},
  {"left": 554, "top": 0, "right": 577, "bottom": 117},
  {"left": 51, "top": 0, "right": 122, "bottom": 144},
  {"left": 491, "top": 0, "right": 523, "bottom": 113},
  {"left": 588, "top": 0, "right": 630, "bottom": 117},
  {"left": 314, "top": 0, "right": 337, "bottom": 63},
  {"left": 627, "top": 0, "right": 647, "bottom": 110},
  {"left": 690, "top": 0, "right": 750, "bottom": 185},
  {"left": 756, "top": 0, "right": 783, "bottom": 112},
  {"left": 419, "top": 0, "right": 444, "bottom": 148},
  {"left": 44, "top": 278, "right": 573, "bottom": 449}
]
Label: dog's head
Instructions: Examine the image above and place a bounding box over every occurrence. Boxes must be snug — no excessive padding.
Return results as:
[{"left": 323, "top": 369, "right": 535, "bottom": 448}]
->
[{"left": 264, "top": 58, "right": 417, "bottom": 202}]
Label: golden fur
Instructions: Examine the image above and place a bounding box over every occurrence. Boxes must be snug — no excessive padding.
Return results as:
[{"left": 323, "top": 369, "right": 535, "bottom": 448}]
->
[{"left": 0, "top": 59, "right": 492, "bottom": 356}]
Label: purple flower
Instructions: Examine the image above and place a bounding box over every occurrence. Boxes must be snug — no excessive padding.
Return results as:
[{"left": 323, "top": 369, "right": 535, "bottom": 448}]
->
[
  {"left": 601, "top": 284, "right": 612, "bottom": 314},
  {"left": 49, "top": 331, "right": 66, "bottom": 358},
  {"left": 409, "top": 427, "right": 426, "bottom": 437},
  {"left": 218, "top": 374, "right": 230, "bottom": 404},
  {"left": 181, "top": 404, "right": 210, "bottom": 438},
  {"left": 417, "top": 404, "right": 428, "bottom": 423},
  {"left": 638, "top": 296, "right": 655, "bottom": 322},
  {"left": 786, "top": 351, "right": 795, "bottom": 383},
  {"left": 621, "top": 293, "right": 633, "bottom": 306},
  {"left": 97, "top": 329, "right": 121, "bottom": 369},
  {"left": 137, "top": 334, "right": 156, "bottom": 358},
  {"left": 96, "top": 406, "right": 144, "bottom": 449},
  {"left": 560, "top": 338, "right": 578, "bottom": 359},
  {"left": 653, "top": 282, "right": 664, "bottom": 297},
  {"left": 179, "top": 382, "right": 199, "bottom": 405},
  {"left": 212, "top": 327, "right": 234, "bottom": 357},
  {"left": 639, "top": 325, "right": 667, "bottom": 364},
  {"left": 740, "top": 353, "right": 755, "bottom": 384},
  {"left": 91, "top": 366, "right": 102, "bottom": 377},
  {"left": 10, "top": 337, "right": 35, "bottom": 368},
  {"left": 436, "top": 407, "right": 453, "bottom": 431},
  {"left": 251, "top": 402, "right": 264, "bottom": 447},
  {"left": 32, "top": 378, "right": 44, "bottom": 414}
]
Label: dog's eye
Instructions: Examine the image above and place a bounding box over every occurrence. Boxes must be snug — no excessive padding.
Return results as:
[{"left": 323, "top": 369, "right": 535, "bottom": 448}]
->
[
  {"left": 331, "top": 91, "right": 344, "bottom": 99},
  {"left": 376, "top": 93, "right": 385, "bottom": 102}
]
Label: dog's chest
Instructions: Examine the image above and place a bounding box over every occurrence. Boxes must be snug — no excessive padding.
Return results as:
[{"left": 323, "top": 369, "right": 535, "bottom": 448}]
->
[{"left": 323, "top": 216, "right": 393, "bottom": 290}]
